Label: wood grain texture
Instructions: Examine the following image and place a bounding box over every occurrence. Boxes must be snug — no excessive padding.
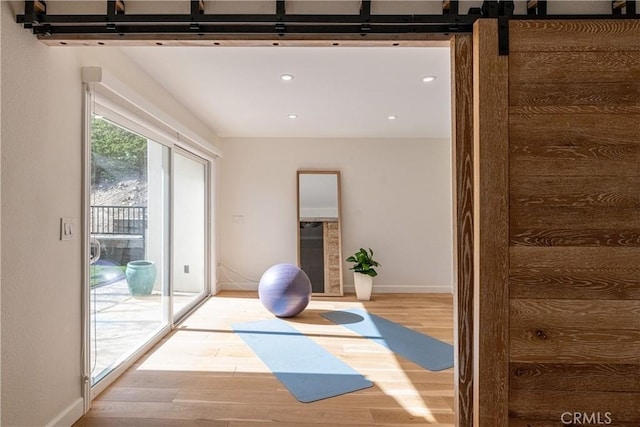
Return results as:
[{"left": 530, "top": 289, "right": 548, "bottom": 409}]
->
[
  {"left": 511, "top": 147, "right": 640, "bottom": 177},
  {"left": 75, "top": 292, "right": 455, "bottom": 426},
  {"left": 510, "top": 246, "right": 640, "bottom": 269},
  {"left": 510, "top": 113, "right": 640, "bottom": 176},
  {"left": 82, "top": 401, "right": 377, "bottom": 425},
  {"left": 510, "top": 228, "right": 640, "bottom": 247},
  {"left": 510, "top": 176, "right": 640, "bottom": 208},
  {"left": 75, "top": 417, "right": 229, "bottom": 427},
  {"left": 510, "top": 113, "right": 640, "bottom": 146},
  {"left": 510, "top": 363, "right": 640, "bottom": 392},
  {"left": 510, "top": 299, "right": 640, "bottom": 330},
  {"left": 510, "top": 19, "right": 640, "bottom": 52},
  {"left": 511, "top": 206, "right": 640, "bottom": 229},
  {"left": 510, "top": 326, "right": 640, "bottom": 363},
  {"left": 509, "top": 418, "right": 640, "bottom": 427},
  {"left": 510, "top": 82, "right": 640, "bottom": 107},
  {"left": 450, "top": 33, "right": 474, "bottom": 427},
  {"left": 510, "top": 174, "right": 640, "bottom": 237},
  {"left": 507, "top": 20, "right": 640, "bottom": 424},
  {"left": 40, "top": 36, "right": 452, "bottom": 47},
  {"left": 510, "top": 268, "right": 640, "bottom": 300},
  {"left": 509, "top": 390, "right": 640, "bottom": 422},
  {"left": 510, "top": 104, "right": 640, "bottom": 115},
  {"left": 509, "top": 51, "right": 640, "bottom": 83},
  {"left": 473, "top": 19, "right": 510, "bottom": 427},
  {"left": 510, "top": 112, "right": 640, "bottom": 141}
]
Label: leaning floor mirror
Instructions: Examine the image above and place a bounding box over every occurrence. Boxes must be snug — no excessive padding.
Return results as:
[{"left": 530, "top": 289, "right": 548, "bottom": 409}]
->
[{"left": 297, "top": 170, "right": 343, "bottom": 296}]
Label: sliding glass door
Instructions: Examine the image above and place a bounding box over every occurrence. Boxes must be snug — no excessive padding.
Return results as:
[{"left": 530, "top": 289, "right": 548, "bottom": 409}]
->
[
  {"left": 84, "top": 80, "right": 214, "bottom": 396},
  {"left": 89, "top": 116, "right": 170, "bottom": 384},
  {"left": 172, "top": 150, "right": 208, "bottom": 317}
]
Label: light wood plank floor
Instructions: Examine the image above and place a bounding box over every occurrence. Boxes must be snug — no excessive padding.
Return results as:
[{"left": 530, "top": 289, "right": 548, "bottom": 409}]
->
[{"left": 75, "top": 291, "right": 455, "bottom": 426}]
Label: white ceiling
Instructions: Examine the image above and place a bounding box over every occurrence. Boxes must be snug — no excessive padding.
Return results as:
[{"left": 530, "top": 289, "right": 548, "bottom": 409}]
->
[{"left": 121, "top": 46, "right": 452, "bottom": 139}]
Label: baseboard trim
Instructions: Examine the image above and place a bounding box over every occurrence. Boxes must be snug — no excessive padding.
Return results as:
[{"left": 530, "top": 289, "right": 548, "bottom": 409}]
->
[
  {"left": 220, "top": 282, "right": 452, "bottom": 294},
  {"left": 219, "top": 281, "right": 258, "bottom": 291},
  {"left": 344, "top": 285, "right": 452, "bottom": 294},
  {"left": 46, "top": 397, "right": 84, "bottom": 427}
]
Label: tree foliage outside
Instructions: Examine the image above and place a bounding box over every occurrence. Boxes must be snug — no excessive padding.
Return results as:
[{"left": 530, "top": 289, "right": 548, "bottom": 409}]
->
[{"left": 91, "top": 117, "right": 147, "bottom": 185}]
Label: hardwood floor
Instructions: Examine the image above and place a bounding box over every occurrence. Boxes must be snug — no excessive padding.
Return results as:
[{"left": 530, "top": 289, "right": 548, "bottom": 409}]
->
[{"left": 74, "top": 291, "right": 455, "bottom": 426}]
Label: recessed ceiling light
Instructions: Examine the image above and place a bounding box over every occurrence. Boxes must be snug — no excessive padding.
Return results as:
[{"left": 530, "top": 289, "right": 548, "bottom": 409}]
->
[
  {"left": 288, "top": 114, "right": 298, "bottom": 119},
  {"left": 281, "top": 74, "right": 294, "bottom": 81},
  {"left": 387, "top": 115, "right": 398, "bottom": 120},
  {"left": 422, "top": 76, "right": 436, "bottom": 83}
]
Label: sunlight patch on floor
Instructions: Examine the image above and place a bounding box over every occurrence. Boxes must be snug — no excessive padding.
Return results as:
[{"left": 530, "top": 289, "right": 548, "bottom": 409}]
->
[
  {"left": 335, "top": 323, "right": 441, "bottom": 423},
  {"left": 134, "top": 294, "right": 449, "bottom": 423}
]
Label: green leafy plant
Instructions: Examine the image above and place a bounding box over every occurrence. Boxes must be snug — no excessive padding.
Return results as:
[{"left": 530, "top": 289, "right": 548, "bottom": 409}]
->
[{"left": 346, "top": 248, "right": 381, "bottom": 277}]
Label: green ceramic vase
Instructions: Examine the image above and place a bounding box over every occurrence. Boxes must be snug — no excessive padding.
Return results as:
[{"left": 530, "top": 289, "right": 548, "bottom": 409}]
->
[{"left": 125, "top": 260, "right": 157, "bottom": 296}]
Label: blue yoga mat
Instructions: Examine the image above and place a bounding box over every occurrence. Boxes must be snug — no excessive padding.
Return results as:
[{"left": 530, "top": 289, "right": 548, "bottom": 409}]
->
[
  {"left": 233, "top": 319, "right": 373, "bottom": 403},
  {"left": 321, "top": 308, "right": 454, "bottom": 371}
]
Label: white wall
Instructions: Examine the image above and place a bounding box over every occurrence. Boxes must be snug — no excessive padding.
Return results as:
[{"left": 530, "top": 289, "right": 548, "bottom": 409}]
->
[
  {"left": 0, "top": 3, "right": 218, "bottom": 425},
  {"left": 218, "top": 137, "right": 454, "bottom": 293},
  {"left": 2, "top": 3, "right": 83, "bottom": 426}
]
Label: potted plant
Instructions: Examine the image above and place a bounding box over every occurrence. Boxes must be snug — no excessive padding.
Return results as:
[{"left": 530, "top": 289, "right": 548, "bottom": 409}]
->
[{"left": 346, "top": 248, "right": 381, "bottom": 301}]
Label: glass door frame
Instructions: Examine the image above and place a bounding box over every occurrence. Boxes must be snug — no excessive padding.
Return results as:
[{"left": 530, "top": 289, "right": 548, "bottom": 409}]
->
[
  {"left": 82, "top": 82, "right": 216, "bottom": 405},
  {"left": 171, "top": 145, "right": 211, "bottom": 321}
]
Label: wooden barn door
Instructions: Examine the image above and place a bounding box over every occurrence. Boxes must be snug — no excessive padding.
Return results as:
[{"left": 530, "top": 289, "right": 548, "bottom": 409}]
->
[{"left": 474, "top": 19, "right": 640, "bottom": 425}]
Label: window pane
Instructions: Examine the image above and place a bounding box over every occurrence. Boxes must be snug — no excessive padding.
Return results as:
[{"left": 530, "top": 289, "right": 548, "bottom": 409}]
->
[
  {"left": 173, "top": 152, "right": 207, "bottom": 315},
  {"left": 89, "top": 116, "right": 170, "bottom": 384}
]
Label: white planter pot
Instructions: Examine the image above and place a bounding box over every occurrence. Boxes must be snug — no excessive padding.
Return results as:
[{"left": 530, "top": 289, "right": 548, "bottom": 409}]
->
[{"left": 354, "top": 273, "right": 373, "bottom": 301}]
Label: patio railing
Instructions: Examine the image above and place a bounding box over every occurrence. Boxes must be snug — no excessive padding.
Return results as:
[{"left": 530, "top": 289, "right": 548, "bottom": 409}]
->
[{"left": 90, "top": 206, "right": 147, "bottom": 235}]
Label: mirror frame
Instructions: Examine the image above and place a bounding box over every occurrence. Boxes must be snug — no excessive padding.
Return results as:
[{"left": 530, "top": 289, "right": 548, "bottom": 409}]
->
[{"left": 296, "top": 170, "right": 343, "bottom": 296}]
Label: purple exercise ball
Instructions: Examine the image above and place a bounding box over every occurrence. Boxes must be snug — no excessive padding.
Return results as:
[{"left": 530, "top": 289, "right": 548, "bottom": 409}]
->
[{"left": 258, "top": 263, "right": 312, "bottom": 317}]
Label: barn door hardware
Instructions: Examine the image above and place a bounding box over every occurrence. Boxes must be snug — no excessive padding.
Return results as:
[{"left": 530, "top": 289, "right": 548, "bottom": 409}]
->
[
  {"left": 499, "top": 1, "right": 514, "bottom": 56},
  {"left": 442, "top": 1, "right": 460, "bottom": 17},
  {"left": 16, "top": 0, "right": 481, "bottom": 40},
  {"left": 612, "top": 1, "right": 637, "bottom": 16},
  {"left": 21, "top": 0, "right": 46, "bottom": 29},
  {"left": 107, "top": 0, "right": 125, "bottom": 18},
  {"left": 106, "top": 1, "right": 125, "bottom": 31},
  {"left": 15, "top": 0, "right": 640, "bottom": 45},
  {"left": 527, "top": 0, "right": 547, "bottom": 17},
  {"left": 360, "top": 0, "right": 371, "bottom": 34},
  {"left": 275, "top": 1, "right": 286, "bottom": 34},
  {"left": 479, "top": 1, "right": 513, "bottom": 55},
  {"left": 189, "top": 1, "right": 204, "bottom": 31}
]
